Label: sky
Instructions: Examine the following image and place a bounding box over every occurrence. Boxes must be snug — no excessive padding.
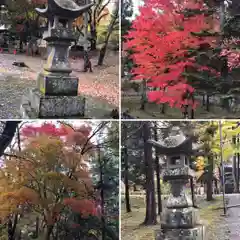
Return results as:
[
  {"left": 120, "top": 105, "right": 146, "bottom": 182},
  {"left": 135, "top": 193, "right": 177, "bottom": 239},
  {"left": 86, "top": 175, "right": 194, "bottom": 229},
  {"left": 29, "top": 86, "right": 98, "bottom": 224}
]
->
[{"left": 132, "top": 0, "right": 144, "bottom": 18}]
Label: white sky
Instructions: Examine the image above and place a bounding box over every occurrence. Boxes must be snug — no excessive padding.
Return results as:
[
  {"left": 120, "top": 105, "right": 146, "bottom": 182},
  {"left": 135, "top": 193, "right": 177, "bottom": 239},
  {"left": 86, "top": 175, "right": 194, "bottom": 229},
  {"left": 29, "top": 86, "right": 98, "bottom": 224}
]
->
[{"left": 132, "top": 0, "right": 144, "bottom": 18}]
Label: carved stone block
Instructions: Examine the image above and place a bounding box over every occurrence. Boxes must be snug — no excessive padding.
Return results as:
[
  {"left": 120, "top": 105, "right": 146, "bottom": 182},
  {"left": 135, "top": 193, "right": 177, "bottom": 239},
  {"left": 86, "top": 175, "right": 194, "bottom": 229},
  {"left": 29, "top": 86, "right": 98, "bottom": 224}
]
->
[
  {"left": 37, "top": 73, "right": 78, "bottom": 96},
  {"left": 20, "top": 88, "right": 85, "bottom": 118},
  {"left": 161, "top": 207, "right": 199, "bottom": 229},
  {"left": 155, "top": 225, "right": 206, "bottom": 240}
]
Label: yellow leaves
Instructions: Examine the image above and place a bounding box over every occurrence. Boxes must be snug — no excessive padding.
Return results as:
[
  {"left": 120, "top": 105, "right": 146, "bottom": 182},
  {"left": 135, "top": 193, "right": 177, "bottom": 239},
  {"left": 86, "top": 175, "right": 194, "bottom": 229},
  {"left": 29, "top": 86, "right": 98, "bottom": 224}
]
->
[
  {"left": 196, "top": 156, "right": 205, "bottom": 171},
  {"left": 24, "top": 135, "right": 64, "bottom": 165},
  {"left": 0, "top": 187, "right": 39, "bottom": 220}
]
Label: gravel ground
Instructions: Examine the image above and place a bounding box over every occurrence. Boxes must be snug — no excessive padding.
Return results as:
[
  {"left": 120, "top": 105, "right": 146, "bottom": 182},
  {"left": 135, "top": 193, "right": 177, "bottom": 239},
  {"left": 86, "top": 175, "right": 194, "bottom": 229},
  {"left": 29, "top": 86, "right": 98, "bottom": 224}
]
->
[{"left": 0, "top": 52, "right": 119, "bottom": 119}]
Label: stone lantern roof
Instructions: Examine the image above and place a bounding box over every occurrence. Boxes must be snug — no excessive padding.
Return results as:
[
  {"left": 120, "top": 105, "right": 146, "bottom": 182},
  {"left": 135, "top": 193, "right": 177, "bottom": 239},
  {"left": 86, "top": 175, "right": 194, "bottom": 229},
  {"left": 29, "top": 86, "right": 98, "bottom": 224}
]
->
[
  {"left": 36, "top": 0, "right": 94, "bottom": 19},
  {"left": 148, "top": 134, "right": 193, "bottom": 155}
]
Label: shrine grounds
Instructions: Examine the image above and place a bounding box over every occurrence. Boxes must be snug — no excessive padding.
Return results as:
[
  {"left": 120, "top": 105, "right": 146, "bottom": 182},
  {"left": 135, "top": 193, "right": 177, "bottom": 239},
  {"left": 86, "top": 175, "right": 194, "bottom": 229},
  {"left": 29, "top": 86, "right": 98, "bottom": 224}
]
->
[
  {"left": 121, "top": 193, "right": 240, "bottom": 240},
  {"left": 0, "top": 51, "right": 119, "bottom": 119}
]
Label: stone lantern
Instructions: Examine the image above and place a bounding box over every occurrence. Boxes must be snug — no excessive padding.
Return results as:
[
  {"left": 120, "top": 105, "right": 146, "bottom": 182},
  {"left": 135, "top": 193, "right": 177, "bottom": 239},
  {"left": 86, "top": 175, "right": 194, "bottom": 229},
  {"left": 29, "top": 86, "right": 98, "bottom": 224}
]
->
[
  {"left": 20, "top": 0, "right": 93, "bottom": 118},
  {"left": 148, "top": 133, "right": 206, "bottom": 240}
]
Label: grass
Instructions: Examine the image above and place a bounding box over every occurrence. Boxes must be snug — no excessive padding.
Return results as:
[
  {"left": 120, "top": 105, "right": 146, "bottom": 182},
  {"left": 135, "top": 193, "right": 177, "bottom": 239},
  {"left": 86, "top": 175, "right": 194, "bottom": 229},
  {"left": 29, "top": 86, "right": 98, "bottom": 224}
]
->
[
  {"left": 122, "top": 96, "right": 240, "bottom": 119},
  {"left": 121, "top": 196, "right": 225, "bottom": 240}
]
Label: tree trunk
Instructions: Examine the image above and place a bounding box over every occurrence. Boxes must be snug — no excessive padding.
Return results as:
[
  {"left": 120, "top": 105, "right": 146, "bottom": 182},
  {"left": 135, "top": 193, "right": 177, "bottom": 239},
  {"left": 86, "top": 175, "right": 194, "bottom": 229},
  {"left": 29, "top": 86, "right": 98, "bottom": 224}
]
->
[
  {"left": 98, "top": 45, "right": 107, "bottom": 66},
  {"left": 11, "top": 214, "right": 18, "bottom": 239},
  {"left": 206, "top": 180, "right": 213, "bottom": 201},
  {"left": 161, "top": 103, "right": 165, "bottom": 114},
  {"left": 206, "top": 156, "right": 214, "bottom": 201},
  {"left": 97, "top": 0, "right": 119, "bottom": 66},
  {"left": 140, "top": 80, "right": 147, "bottom": 110},
  {"left": 182, "top": 105, "right": 188, "bottom": 119},
  {"left": 83, "top": 3, "right": 90, "bottom": 71},
  {"left": 191, "top": 95, "right": 195, "bottom": 119},
  {"left": 98, "top": 146, "right": 106, "bottom": 240},
  {"left": 36, "top": 216, "right": 39, "bottom": 238},
  {"left": 8, "top": 218, "right": 13, "bottom": 240},
  {"left": 191, "top": 109, "right": 194, "bottom": 119},
  {"left": 143, "top": 122, "right": 157, "bottom": 225},
  {"left": 202, "top": 94, "right": 205, "bottom": 106},
  {"left": 214, "top": 179, "right": 219, "bottom": 194},
  {"left": 122, "top": 123, "right": 131, "bottom": 212},
  {"left": 206, "top": 95, "right": 210, "bottom": 112},
  {"left": 153, "top": 123, "right": 162, "bottom": 215},
  {"left": 45, "top": 225, "right": 54, "bottom": 240}
]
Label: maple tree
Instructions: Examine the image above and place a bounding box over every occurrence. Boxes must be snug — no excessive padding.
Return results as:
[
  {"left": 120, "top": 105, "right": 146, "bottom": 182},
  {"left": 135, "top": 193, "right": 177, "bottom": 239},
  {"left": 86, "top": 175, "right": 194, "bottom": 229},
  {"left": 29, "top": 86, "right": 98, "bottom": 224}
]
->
[
  {"left": 0, "top": 122, "right": 97, "bottom": 240},
  {"left": 125, "top": 0, "right": 220, "bottom": 111},
  {"left": 0, "top": 121, "right": 119, "bottom": 240}
]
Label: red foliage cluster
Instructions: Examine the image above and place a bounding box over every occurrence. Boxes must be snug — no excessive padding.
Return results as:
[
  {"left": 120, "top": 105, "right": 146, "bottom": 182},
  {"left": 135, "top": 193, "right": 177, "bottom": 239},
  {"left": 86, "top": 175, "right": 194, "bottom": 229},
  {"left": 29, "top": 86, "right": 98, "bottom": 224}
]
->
[
  {"left": 21, "top": 123, "right": 71, "bottom": 137},
  {"left": 63, "top": 198, "right": 98, "bottom": 218},
  {"left": 221, "top": 37, "right": 240, "bottom": 70},
  {"left": 21, "top": 123, "right": 93, "bottom": 139},
  {"left": 21, "top": 123, "right": 94, "bottom": 150},
  {"left": 125, "top": 0, "right": 219, "bottom": 109}
]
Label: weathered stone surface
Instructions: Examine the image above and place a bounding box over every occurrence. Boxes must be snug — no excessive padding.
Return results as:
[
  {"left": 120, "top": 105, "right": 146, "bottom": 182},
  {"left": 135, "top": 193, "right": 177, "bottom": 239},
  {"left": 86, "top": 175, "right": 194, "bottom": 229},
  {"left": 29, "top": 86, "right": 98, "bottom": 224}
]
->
[
  {"left": 165, "top": 179, "right": 193, "bottom": 208},
  {"left": 20, "top": 88, "right": 85, "bottom": 118},
  {"left": 155, "top": 225, "right": 206, "bottom": 240},
  {"left": 43, "top": 42, "right": 72, "bottom": 73},
  {"left": 37, "top": 73, "right": 78, "bottom": 95},
  {"left": 161, "top": 207, "right": 199, "bottom": 229},
  {"left": 163, "top": 166, "right": 192, "bottom": 177},
  {"left": 45, "top": 28, "right": 76, "bottom": 41}
]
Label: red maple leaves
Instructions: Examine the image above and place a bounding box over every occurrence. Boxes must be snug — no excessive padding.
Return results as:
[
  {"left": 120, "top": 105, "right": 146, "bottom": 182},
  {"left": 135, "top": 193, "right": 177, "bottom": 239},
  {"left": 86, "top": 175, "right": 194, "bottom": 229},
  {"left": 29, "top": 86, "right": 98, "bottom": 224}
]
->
[
  {"left": 63, "top": 198, "right": 98, "bottom": 218},
  {"left": 125, "top": 0, "right": 219, "bottom": 109}
]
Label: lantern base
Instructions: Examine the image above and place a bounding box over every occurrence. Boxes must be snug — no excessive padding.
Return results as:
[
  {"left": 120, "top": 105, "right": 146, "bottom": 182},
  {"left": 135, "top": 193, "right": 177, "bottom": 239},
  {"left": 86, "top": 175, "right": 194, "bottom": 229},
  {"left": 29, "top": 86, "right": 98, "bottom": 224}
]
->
[
  {"left": 155, "top": 225, "right": 206, "bottom": 240},
  {"left": 20, "top": 88, "right": 85, "bottom": 118},
  {"left": 161, "top": 207, "right": 199, "bottom": 229}
]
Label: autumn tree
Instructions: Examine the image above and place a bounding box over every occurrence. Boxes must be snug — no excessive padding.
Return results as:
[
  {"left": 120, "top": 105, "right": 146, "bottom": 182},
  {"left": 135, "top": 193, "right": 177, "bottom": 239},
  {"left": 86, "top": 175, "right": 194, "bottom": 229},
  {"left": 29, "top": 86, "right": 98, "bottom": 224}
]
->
[
  {"left": 0, "top": 122, "right": 97, "bottom": 240},
  {"left": 87, "top": 0, "right": 112, "bottom": 50},
  {"left": 97, "top": 0, "right": 119, "bottom": 65},
  {"left": 125, "top": 0, "right": 220, "bottom": 114}
]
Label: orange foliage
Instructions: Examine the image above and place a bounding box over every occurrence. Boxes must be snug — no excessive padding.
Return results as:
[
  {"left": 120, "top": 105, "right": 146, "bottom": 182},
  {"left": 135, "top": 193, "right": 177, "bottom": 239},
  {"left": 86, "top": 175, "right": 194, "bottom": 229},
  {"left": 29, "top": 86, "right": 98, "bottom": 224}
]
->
[{"left": 0, "top": 122, "right": 95, "bottom": 224}]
